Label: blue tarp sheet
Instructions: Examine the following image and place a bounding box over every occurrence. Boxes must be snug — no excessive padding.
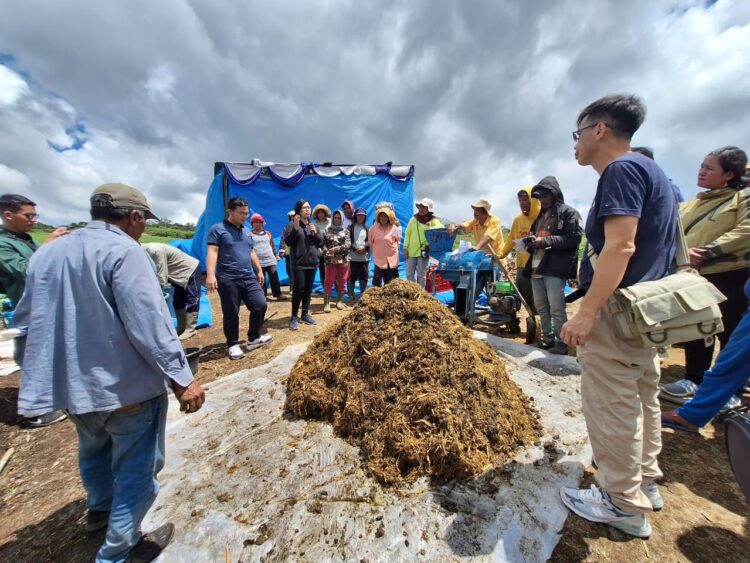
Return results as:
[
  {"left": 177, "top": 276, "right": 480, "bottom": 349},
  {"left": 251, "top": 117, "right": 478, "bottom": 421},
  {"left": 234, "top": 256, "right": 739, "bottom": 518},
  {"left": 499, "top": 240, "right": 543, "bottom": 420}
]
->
[
  {"left": 190, "top": 168, "right": 414, "bottom": 269},
  {"left": 169, "top": 165, "right": 415, "bottom": 326},
  {"left": 187, "top": 167, "right": 414, "bottom": 292}
]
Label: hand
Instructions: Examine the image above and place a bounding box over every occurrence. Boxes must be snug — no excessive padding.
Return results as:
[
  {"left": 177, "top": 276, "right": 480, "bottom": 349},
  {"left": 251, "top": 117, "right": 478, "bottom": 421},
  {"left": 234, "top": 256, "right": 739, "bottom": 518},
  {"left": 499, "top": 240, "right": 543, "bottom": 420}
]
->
[
  {"left": 173, "top": 380, "right": 205, "bottom": 413},
  {"left": 293, "top": 214, "right": 301, "bottom": 229},
  {"left": 403, "top": 249, "right": 409, "bottom": 259},
  {"left": 531, "top": 238, "right": 545, "bottom": 249},
  {"left": 43, "top": 227, "right": 70, "bottom": 244},
  {"left": 257, "top": 271, "right": 265, "bottom": 287},
  {"left": 356, "top": 247, "right": 366, "bottom": 254},
  {"left": 309, "top": 224, "right": 317, "bottom": 235},
  {"left": 275, "top": 255, "right": 281, "bottom": 262},
  {"left": 206, "top": 274, "right": 218, "bottom": 293},
  {"left": 689, "top": 247, "right": 708, "bottom": 269},
  {"left": 447, "top": 224, "right": 457, "bottom": 235},
  {"left": 560, "top": 310, "right": 597, "bottom": 347}
]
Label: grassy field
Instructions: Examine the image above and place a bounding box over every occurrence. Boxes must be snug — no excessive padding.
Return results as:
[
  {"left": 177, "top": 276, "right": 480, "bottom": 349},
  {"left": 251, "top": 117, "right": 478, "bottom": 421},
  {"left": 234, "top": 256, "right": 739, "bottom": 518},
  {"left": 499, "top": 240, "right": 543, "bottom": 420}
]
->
[{"left": 31, "top": 230, "right": 180, "bottom": 245}]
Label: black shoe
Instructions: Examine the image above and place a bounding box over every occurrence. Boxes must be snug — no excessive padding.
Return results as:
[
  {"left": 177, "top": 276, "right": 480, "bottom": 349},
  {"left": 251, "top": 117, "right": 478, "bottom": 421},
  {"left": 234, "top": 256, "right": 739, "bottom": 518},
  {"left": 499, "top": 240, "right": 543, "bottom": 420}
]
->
[
  {"left": 535, "top": 340, "right": 554, "bottom": 350},
  {"left": 126, "top": 523, "right": 175, "bottom": 562},
  {"left": 85, "top": 510, "right": 110, "bottom": 533},
  {"left": 549, "top": 342, "right": 570, "bottom": 355},
  {"left": 22, "top": 410, "right": 67, "bottom": 427}
]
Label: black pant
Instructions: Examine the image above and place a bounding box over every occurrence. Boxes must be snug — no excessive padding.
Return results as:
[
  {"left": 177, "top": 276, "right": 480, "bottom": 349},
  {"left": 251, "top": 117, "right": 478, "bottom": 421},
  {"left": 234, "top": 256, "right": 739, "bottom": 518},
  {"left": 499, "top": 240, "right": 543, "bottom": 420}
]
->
[
  {"left": 217, "top": 276, "right": 267, "bottom": 346},
  {"left": 318, "top": 256, "right": 326, "bottom": 288},
  {"left": 373, "top": 265, "right": 398, "bottom": 287},
  {"left": 515, "top": 268, "right": 535, "bottom": 314},
  {"left": 292, "top": 267, "right": 316, "bottom": 317},
  {"left": 348, "top": 260, "right": 369, "bottom": 296},
  {"left": 172, "top": 267, "right": 201, "bottom": 313},
  {"left": 284, "top": 255, "right": 294, "bottom": 292},
  {"left": 685, "top": 268, "right": 750, "bottom": 385},
  {"left": 262, "top": 265, "right": 281, "bottom": 298}
]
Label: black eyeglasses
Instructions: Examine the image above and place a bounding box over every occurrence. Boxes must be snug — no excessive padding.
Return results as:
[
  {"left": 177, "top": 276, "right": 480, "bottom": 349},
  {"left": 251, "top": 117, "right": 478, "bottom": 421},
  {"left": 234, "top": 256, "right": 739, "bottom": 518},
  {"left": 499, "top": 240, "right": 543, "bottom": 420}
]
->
[
  {"left": 572, "top": 124, "right": 597, "bottom": 142},
  {"left": 572, "top": 122, "right": 612, "bottom": 141}
]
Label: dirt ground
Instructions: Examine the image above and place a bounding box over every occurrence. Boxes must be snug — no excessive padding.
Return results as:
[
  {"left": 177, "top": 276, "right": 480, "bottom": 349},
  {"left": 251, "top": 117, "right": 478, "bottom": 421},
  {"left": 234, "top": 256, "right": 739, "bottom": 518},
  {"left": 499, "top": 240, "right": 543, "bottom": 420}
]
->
[{"left": 1, "top": 290, "right": 748, "bottom": 562}]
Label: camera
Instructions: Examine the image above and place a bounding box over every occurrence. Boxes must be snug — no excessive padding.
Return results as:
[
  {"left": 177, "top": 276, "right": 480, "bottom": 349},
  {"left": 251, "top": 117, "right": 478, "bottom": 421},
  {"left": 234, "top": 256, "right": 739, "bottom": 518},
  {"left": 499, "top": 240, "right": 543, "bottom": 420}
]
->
[{"left": 420, "top": 244, "right": 430, "bottom": 259}]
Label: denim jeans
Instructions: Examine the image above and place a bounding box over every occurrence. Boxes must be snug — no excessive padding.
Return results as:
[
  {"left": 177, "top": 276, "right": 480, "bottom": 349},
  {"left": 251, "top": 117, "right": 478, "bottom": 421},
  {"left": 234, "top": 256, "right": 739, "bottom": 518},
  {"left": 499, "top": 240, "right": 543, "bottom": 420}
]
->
[
  {"left": 68, "top": 393, "right": 168, "bottom": 563},
  {"left": 531, "top": 275, "right": 568, "bottom": 343},
  {"left": 678, "top": 302, "right": 750, "bottom": 427},
  {"left": 405, "top": 256, "right": 429, "bottom": 288}
]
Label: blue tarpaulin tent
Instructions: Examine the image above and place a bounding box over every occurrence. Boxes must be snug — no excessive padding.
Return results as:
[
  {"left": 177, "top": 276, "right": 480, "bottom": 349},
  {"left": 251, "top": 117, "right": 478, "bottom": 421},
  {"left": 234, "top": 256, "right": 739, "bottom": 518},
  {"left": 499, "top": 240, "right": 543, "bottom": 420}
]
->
[{"left": 188, "top": 161, "right": 415, "bottom": 287}]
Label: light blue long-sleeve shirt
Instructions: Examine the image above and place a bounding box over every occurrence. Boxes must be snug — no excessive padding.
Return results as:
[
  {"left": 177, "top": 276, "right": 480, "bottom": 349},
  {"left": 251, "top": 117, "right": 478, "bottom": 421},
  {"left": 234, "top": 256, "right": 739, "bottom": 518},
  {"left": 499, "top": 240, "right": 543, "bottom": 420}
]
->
[{"left": 14, "top": 221, "right": 194, "bottom": 416}]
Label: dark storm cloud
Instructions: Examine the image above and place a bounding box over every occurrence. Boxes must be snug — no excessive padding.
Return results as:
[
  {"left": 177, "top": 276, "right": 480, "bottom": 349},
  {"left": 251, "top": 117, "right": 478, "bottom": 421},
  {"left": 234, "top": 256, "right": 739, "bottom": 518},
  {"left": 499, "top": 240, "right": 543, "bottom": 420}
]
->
[{"left": 0, "top": 0, "right": 748, "bottom": 226}]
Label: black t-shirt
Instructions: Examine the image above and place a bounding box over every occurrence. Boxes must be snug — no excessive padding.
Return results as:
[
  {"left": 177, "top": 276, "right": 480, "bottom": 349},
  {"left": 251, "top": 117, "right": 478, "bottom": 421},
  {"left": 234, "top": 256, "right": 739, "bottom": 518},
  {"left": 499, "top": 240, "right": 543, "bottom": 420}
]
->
[{"left": 579, "top": 153, "right": 677, "bottom": 290}]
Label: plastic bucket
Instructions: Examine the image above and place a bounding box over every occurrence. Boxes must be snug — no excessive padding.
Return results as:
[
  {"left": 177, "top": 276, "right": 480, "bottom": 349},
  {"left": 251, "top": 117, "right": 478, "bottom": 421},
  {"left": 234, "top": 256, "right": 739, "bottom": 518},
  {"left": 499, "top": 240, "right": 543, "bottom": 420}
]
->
[{"left": 185, "top": 347, "right": 201, "bottom": 375}]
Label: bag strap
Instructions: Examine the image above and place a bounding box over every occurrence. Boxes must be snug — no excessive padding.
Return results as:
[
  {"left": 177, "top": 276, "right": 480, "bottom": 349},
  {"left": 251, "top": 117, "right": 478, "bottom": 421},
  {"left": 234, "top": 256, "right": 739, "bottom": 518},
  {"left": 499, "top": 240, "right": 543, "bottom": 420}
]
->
[
  {"left": 587, "top": 214, "right": 690, "bottom": 272},
  {"left": 683, "top": 194, "right": 735, "bottom": 234}
]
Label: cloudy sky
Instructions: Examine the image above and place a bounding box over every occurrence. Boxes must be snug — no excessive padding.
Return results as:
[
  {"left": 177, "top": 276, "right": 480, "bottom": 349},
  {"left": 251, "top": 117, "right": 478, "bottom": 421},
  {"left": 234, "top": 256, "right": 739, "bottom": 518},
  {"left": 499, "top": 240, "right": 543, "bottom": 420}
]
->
[{"left": 1, "top": 0, "right": 749, "bottom": 227}]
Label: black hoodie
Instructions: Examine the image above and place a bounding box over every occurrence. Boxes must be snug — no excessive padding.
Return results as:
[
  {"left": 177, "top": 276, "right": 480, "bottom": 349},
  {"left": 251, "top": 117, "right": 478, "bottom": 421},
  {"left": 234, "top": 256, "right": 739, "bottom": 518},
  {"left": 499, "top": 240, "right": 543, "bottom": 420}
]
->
[{"left": 524, "top": 176, "right": 583, "bottom": 279}]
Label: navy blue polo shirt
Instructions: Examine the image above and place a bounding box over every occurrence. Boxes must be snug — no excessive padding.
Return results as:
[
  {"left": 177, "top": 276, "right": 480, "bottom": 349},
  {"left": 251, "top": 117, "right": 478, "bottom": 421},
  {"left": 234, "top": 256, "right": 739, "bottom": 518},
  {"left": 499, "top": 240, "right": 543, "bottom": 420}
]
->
[
  {"left": 579, "top": 152, "right": 677, "bottom": 290},
  {"left": 207, "top": 220, "right": 256, "bottom": 280}
]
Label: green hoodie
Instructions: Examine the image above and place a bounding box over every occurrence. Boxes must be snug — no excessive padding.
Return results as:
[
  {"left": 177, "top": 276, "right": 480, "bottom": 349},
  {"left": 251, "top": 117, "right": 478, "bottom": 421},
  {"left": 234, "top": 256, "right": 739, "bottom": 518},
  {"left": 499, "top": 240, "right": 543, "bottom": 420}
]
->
[{"left": 0, "top": 227, "right": 38, "bottom": 304}]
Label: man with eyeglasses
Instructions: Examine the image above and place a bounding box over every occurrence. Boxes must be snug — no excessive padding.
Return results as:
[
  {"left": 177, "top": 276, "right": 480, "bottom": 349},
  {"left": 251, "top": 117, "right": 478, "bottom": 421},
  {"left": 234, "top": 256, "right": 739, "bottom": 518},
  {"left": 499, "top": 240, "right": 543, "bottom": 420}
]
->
[
  {"left": 558, "top": 95, "right": 677, "bottom": 539},
  {"left": 14, "top": 183, "right": 205, "bottom": 561},
  {"left": 0, "top": 194, "right": 67, "bottom": 306},
  {"left": 0, "top": 193, "right": 68, "bottom": 427}
]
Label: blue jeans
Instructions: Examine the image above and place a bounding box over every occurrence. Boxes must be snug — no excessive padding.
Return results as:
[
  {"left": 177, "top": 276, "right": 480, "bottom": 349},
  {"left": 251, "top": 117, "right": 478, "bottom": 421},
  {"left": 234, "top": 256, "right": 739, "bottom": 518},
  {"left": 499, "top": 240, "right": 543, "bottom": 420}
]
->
[
  {"left": 531, "top": 275, "right": 568, "bottom": 343},
  {"left": 678, "top": 304, "right": 750, "bottom": 427},
  {"left": 406, "top": 256, "right": 429, "bottom": 288},
  {"left": 68, "top": 394, "right": 168, "bottom": 563}
]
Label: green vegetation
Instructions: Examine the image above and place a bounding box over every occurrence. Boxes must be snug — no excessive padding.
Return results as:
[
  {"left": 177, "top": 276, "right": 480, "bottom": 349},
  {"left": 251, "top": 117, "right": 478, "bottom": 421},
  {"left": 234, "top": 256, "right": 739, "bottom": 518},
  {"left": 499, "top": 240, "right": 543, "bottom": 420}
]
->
[{"left": 31, "top": 219, "right": 195, "bottom": 245}]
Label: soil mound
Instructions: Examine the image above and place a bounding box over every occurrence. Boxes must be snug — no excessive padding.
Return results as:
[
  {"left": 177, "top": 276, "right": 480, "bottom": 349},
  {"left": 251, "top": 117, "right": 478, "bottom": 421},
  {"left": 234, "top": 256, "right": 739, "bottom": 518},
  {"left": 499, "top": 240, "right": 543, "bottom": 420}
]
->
[{"left": 286, "top": 279, "right": 542, "bottom": 486}]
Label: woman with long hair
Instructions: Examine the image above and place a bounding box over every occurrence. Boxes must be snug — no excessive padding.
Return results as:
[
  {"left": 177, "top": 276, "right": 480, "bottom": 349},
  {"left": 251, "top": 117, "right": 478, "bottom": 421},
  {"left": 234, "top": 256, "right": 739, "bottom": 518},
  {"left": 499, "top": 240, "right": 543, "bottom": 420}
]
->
[
  {"left": 283, "top": 199, "right": 324, "bottom": 330},
  {"left": 661, "top": 146, "right": 750, "bottom": 408}
]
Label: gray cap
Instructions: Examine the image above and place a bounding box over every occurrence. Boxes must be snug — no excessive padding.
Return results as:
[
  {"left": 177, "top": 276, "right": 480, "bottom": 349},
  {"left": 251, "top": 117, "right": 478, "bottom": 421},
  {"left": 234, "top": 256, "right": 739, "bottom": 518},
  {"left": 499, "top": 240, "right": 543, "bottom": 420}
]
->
[{"left": 90, "top": 183, "right": 158, "bottom": 220}]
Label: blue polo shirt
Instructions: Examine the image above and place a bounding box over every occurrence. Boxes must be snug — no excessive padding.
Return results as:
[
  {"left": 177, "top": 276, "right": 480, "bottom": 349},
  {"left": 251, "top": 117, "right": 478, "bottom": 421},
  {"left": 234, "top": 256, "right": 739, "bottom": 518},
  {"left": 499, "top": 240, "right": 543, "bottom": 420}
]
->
[
  {"left": 207, "top": 220, "right": 256, "bottom": 280},
  {"left": 579, "top": 152, "right": 677, "bottom": 290}
]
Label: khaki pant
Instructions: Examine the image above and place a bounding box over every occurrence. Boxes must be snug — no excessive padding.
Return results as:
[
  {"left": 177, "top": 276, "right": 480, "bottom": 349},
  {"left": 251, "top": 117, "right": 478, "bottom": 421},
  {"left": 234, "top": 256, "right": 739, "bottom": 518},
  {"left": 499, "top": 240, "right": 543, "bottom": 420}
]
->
[{"left": 577, "top": 304, "right": 662, "bottom": 514}]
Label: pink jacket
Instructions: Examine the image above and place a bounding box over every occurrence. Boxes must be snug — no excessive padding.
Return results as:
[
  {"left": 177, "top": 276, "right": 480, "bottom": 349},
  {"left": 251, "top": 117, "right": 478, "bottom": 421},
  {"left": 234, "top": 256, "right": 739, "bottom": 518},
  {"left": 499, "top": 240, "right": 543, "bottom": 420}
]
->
[{"left": 369, "top": 209, "right": 400, "bottom": 268}]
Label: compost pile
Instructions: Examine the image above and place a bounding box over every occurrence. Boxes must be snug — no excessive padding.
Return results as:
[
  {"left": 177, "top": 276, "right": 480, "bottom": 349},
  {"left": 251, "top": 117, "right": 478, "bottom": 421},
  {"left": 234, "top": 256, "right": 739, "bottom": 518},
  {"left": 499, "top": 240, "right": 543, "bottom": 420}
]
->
[{"left": 286, "top": 279, "right": 542, "bottom": 487}]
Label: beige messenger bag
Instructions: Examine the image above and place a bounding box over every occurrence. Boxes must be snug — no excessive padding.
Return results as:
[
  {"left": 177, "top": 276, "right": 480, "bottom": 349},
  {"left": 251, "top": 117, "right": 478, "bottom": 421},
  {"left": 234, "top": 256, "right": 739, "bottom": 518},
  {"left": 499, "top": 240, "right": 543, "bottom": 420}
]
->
[{"left": 588, "top": 217, "right": 726, "bottom": 351}]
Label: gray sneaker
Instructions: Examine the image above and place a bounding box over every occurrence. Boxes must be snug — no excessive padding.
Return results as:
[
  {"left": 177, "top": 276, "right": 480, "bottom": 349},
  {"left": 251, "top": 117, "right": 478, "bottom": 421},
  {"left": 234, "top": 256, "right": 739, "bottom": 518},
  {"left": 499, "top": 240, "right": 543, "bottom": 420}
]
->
[
  {"left": 642, "top": 481, "right": 663, "bottom": 511},
  {"left": 560, "top": 484, "right": 652, "bottom": 538},
  {"left": 719, "top": 394, "right": 742, "bottom": 413},
  {"left": 659, "top": 379, "right": 698, "bottom": 404},
  {"left": 22, "top": 410, "right": 67, "bottom": 428},
  {"left": 246, "top": 334, "right": 272, "bottom": 351}
]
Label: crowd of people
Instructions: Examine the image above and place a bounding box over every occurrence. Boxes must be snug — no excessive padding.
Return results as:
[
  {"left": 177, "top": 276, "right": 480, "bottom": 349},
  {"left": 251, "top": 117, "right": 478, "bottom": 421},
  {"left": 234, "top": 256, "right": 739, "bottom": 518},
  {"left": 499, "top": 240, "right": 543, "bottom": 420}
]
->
[{"left": 0, "top": 92, "right": 748, "bottom": 560}]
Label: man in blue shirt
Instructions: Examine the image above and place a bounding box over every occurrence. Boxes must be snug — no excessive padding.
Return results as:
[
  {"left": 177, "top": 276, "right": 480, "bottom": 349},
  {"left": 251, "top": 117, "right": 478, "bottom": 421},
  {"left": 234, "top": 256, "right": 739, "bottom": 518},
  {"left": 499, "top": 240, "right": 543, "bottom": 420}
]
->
[
  {"left": 206, "top": 197, "right": 271, "bottom": 360},
  {"left": 558, "top": 95, "right": 677, "bottom": 539},
  {"left": 631, "top": 146, "right": 685, "bottom": 203},
  {"left": 14, "top": 183, "right": 205, "bottom": 562}
]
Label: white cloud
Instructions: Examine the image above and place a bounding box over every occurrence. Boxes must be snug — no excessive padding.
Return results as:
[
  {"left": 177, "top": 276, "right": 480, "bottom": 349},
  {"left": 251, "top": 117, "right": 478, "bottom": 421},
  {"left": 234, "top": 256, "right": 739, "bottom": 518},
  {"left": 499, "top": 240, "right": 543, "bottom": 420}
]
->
[
  {"left": 0, "top": 65, "right": 29, "bottom": 106},
  {"left": 0, "top": 163, "right": 31, "bottom": 192},
  {"left": 0, "top": 0, "right": 748, "bottom": 230}
]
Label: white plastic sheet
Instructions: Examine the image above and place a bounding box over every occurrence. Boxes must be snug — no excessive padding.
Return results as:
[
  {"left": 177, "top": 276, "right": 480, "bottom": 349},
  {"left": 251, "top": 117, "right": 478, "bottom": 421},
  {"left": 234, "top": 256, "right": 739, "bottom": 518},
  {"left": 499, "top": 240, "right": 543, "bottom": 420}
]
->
[{"left": 146, "top": 337, "right": 591, "bottom": 562}]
